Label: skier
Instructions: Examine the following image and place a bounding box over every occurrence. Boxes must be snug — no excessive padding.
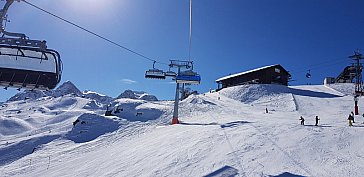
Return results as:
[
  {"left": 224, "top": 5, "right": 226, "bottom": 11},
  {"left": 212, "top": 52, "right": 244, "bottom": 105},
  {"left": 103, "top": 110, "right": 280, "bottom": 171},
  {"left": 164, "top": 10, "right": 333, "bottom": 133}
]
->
[
  {"left": 299, "top": 116, "right": 305, "bottom": 125},
  {"left": 350, "top": 112, "right": 355, "bottom": 123},
  {"left": 315, "top": 116, "right": 320, "bottom": 126},
  {"left": 348, "top": 114, "right": 353, "bottom": 126},
  {"left": 265, "top": 107, "right": 268, "bottom": 113}
]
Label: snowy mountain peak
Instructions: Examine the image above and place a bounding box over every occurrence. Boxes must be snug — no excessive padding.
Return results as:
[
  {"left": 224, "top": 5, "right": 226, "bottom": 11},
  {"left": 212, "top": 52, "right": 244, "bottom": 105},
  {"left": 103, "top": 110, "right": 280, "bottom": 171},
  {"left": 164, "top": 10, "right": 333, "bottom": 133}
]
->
[
  {"left": 82, "top": 90, "right": 114, "bottom": 104},
  {"left": 7, "top": 81, "right": 81, "bottom": 102},
  {"left": 117, "top": 90, "right": 137, "bottom": 99},
  {"left": 116, "top": 90, "right": 158, "bottom": 101},
  {"left": 53, "top": 81, "right": 82, "bottom": 97}
]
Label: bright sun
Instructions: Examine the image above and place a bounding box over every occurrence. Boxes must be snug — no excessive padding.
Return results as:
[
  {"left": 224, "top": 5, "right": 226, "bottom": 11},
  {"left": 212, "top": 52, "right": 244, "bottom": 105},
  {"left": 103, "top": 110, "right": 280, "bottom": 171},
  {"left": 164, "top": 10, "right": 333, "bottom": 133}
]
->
[{"left": 64, "top": 0, "right": 114, "bottom": 14}]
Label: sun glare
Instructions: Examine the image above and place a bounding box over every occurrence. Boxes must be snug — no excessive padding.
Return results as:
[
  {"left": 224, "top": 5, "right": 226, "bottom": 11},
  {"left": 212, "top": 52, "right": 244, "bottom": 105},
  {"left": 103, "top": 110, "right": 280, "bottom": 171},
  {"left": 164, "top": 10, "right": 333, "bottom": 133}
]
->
[{"left": 64, "top": 0, "right": 115, "bottom": 15}]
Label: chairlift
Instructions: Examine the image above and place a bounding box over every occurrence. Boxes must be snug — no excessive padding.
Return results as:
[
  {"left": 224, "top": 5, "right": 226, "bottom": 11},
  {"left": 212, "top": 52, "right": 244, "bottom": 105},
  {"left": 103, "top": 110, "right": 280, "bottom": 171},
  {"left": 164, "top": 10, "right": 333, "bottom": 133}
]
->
[
  {"left": 165, "top": 71, "right": 176, "bottom": 77},
  {"left": 145, "top": 69, "right": 166, "bottom": 79},
  {"left": 0, "top": 45, "right": 62, "bottom": 90},
  {"left": 145, "top": 61, "right": 165, "bottom": 79},
  {"left": 0, "top": 0, "right": 62, "bottom": 90},
  {"left": 176, "top": 70, "right": 201, "bottom": 84},
  {"left": 306, "top": 70, "right": 311, "bottom": 78}
]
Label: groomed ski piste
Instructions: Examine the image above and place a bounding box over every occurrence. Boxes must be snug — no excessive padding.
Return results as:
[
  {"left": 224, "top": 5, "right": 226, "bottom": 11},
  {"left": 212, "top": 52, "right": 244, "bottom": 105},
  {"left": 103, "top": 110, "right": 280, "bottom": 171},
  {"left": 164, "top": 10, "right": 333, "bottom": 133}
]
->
[{"left": 1, "top": 81, "right": 364, "bottom": 177}]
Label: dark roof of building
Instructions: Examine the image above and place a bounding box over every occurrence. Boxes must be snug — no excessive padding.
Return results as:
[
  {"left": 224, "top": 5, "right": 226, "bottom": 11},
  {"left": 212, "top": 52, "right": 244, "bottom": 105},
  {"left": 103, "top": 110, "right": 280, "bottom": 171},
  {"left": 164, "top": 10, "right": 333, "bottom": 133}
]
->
[{"left": 216, "top": 64, "right": 290, "bottom": 82}]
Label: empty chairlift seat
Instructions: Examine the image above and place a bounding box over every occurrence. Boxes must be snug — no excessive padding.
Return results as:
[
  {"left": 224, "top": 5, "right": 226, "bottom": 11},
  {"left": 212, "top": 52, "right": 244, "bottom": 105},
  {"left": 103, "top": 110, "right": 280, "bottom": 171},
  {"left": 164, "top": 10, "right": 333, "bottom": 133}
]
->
[
  {"left": 145, "top": 68, "right": 166, "bottom": 79},
  {"left": 0, "top": 45, "right": 62, "bottom": 90},
  {"left": 165, "top": 71, "right": 177, "bottom": 77},
  {"left": 176, "top": 70, "right": 201, "bottom": 84}
]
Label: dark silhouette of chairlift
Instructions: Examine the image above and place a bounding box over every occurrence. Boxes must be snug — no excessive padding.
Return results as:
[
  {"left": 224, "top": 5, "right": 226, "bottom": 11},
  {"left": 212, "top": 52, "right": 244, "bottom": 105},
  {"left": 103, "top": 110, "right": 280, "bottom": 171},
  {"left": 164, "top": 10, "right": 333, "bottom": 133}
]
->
[
  {"left": 306, "top": 70, "right": 311, "bottom": 78},
  {"left": 0, "top": 0, "right": 62, "bottom": 90}
]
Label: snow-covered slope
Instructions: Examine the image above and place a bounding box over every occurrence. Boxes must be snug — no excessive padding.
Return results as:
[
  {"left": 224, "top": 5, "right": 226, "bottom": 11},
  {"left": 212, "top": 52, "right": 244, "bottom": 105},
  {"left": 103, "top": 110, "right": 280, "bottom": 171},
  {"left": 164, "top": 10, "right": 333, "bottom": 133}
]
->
[{"left": 1, "top": 83, "right": 364, "bottom": 177}]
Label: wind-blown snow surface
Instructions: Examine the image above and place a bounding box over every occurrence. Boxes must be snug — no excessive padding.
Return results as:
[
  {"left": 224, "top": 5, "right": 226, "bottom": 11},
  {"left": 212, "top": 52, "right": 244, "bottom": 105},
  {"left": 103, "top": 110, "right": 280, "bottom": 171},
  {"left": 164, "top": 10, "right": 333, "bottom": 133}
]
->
[{"left": 1, "top": 83, "right": 364, "bottom": 177}]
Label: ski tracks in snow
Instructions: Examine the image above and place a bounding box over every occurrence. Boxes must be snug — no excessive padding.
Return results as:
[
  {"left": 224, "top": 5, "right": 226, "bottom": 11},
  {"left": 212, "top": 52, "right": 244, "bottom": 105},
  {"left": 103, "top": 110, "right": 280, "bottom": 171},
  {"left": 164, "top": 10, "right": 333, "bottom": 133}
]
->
[{"left": 213, "top": 95, "right": 315, "bottom": 176}]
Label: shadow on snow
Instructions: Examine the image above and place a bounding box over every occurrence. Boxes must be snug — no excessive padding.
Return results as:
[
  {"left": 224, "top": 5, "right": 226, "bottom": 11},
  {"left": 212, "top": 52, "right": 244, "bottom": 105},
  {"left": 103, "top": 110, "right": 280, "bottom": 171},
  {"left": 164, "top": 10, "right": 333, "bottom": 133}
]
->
[
  {"left": 268, "top": 172, "right": 306, "bottom": 177},
  {"left": 289, "top": 88, "right": 341, "bottom": 98},
  {"left": 220, "top": 121, "right": 251, "bottom": 128},
  {"left": 180, "top": 122, "right": 218, "bottom": 126},
  {"left": 0, "top": 135, "right": 60, "bottom": 166},
  {"left": 303, "top": 125, "right": 333, "bottom": 127},
  {"left": 203, "top": 165, "right": 239, "bottom": 177},
  {"left": 179, "top": 120, "right": 251, "bottom": 128}
]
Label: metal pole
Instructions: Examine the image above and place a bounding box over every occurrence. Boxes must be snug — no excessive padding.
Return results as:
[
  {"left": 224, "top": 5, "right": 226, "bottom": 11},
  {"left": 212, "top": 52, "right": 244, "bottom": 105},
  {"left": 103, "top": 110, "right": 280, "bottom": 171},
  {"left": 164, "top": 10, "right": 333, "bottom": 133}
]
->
[
  {"left": 181, "top": 83, "right": 185, "bottom": 100},
  {"left": 172, "top": 83, "right": 180, "bottom": 124},
  {"left": 172, "top": 68, "right": 181, "bottom": 124},
  {"left": 354, "top": 95, "right": 359, "bottom": 115}
]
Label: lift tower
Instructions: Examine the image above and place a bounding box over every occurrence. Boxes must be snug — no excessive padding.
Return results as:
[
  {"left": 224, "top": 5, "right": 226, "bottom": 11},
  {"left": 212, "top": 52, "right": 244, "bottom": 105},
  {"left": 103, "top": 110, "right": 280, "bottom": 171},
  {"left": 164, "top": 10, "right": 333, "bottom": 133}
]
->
[{"left": 349, "top": 50, "right": 364, "bottom": 115}]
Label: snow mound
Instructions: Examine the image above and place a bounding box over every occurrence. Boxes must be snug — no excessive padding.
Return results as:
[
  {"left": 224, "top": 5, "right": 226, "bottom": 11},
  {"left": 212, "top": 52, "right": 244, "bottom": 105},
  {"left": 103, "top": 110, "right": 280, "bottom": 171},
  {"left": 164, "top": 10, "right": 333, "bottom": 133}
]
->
[
  {"left": 326, "top": 83, "right": 355, "bottom": 96},
  {"left": 188, "top": 97, "right": 217, "bottom": 106},
  {"left": 108, "top": 99, "right": 164, "bottom": 122},
  {"left": 219, "top": 84, "right": 291, "bottom": 103},
  {"left": 0, "top": 117, "right": 33, "bottom": 136},
  {"left": 65, "top": 113, "right": 120, "bottom": 143},
  {"left": 179, "top": 95, "right": 220, "bottom": 119},
  {"left": 46, "top": 97, "right": 77, "bottom": 110},
  {"left": 218, "top": 84, "right": 296, "bottom": 111},
  {"left": 117, "top": 90, "right": 158, "bottom": 101},
  {"left": 83, "top": 100, "right": 103, "bottom": 110}
]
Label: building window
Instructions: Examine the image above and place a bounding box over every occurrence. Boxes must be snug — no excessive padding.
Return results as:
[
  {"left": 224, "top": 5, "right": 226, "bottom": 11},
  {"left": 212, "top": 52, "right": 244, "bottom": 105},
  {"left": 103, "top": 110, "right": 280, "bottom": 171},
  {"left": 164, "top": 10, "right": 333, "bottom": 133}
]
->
[{"left": 275, "top": 68, "right": 281, "bottom": 73}]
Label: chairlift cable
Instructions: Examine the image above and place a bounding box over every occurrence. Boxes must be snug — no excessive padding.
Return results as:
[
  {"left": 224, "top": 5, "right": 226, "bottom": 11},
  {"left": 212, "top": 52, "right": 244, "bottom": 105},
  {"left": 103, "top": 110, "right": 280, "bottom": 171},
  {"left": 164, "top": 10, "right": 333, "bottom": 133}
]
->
[
  {"left": 289, "top": 57, "right": 349, "bottom": 75},
  {"left": 21, "top": 0, "right": 168, "bottom": 65},
  {"left": 188, "top": 0, "right": 192, "bottom": 62}
]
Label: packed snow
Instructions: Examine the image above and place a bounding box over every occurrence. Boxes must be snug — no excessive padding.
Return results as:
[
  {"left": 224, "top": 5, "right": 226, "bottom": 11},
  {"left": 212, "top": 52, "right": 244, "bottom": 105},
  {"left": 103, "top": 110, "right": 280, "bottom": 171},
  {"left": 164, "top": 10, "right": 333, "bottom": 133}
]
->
[{"left": 1, "top": 82, "right": 364, "bottom": 177}]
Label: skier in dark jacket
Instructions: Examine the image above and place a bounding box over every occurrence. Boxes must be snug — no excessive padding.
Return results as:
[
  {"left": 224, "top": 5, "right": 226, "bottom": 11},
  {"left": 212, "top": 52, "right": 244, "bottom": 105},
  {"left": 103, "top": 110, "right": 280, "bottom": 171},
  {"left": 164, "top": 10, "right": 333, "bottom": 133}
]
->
[
  {"left": 315, "top": 116, "right": 320, "bottom": 126},
  {"left": 299, "top": 116, "right": 305, "bottom": 125},
  {"left": 348, "top": 114, "right": 353, "bottom": 126},
  {"left": 350, "top": 112, "right": 355, "bottom": 123}
]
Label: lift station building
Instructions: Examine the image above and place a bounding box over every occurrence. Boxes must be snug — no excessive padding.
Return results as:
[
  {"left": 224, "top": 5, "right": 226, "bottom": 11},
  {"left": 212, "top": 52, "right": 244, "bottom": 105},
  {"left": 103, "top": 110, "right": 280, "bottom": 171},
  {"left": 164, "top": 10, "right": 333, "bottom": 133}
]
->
[{"left": 216, "top": 64, "right": 291, "bottom": 89}]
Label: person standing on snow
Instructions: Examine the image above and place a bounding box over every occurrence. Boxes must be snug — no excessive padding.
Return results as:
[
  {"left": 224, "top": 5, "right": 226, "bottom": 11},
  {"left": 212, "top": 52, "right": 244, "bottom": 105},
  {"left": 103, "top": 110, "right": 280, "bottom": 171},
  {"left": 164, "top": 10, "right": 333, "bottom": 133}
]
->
[
  {"left": 350, "top": 112, "right": 355, "bottom": 123},
  {"left": 348, "top": 114, "right": 353, "bottom": 126},
  {"left": 315, "top": 116, "right": 320, "bottom": 126},
  {"left": 299, "top": 116, "right": 305, "bottom": 125}
]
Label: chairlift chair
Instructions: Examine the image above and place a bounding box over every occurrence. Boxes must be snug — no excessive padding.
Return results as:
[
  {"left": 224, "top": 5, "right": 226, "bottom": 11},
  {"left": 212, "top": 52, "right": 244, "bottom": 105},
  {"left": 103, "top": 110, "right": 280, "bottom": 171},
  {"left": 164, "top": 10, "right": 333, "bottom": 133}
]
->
[
  {"left": 306, "top": 73, "right": 311, "bottom": 78},
  {"left": 145, "top": 68, "right": 166, "bottom": 79},
  {"left": 176, "top": 70, "right": 201, "bottom": 84},
  {"left": 0, "top": 45, "right": 62, "bottom": 90},
  {"left": 0, "top": 0, "right": 62, "bottom": 90},
  {"left": 145, "top": 61, "right": 166, "bottom": 79},
  {"left": 165, "top": 71, "right": 177, "bottom": 77},
  {"left": 306, "top": 70, "right": 311, "bottom": 78}
]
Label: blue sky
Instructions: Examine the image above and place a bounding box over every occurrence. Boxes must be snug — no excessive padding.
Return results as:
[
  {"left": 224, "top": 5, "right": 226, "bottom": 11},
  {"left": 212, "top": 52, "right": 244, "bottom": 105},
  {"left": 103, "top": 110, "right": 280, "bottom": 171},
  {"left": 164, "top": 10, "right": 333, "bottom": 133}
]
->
[{"left": 1, "top": 0, "right": 363, "bottom": 101}]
